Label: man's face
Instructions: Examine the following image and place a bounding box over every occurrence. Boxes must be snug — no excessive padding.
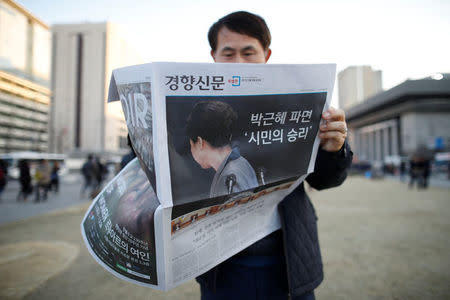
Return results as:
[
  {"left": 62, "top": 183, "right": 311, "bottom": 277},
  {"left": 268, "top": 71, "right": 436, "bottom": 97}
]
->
[{"left": 211, "top": 27, "right": 271, "bottom": 64}]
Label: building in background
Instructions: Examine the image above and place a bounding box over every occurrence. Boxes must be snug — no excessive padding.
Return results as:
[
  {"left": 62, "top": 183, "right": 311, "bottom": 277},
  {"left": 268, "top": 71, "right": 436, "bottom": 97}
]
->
[
  {"left": 50, "top": 23, "right": 142, "bottom": 157},
  {"left": 0, "top": 0, "right": 51, "bottom": 153},
  {"left": 338, "top": 66, "right": 382, "bottom": 110},
  {"left": 346, "top": 74, "right": 450, "bottom": 165}
]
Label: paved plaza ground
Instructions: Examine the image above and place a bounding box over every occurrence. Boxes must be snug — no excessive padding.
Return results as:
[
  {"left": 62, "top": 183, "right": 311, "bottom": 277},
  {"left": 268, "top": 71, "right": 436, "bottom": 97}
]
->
[{"left": 0, "top": 175, "right": 449, "bottom": 299}]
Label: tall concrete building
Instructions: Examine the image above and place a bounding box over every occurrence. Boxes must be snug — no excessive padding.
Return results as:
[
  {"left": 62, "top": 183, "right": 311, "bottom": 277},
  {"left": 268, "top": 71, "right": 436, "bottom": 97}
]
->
[
  {"left": 338, "top": 66, "right": 382, "bottom": 110},
  {"left": 0, "top": 0, "right": 52, "bottom": 153},
  {"left": 50, "top": 23, "right": 142, "bottom": 156}
]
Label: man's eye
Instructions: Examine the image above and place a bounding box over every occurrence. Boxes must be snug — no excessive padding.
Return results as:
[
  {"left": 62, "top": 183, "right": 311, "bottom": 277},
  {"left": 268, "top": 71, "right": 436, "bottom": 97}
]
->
[
  {"left": 244, "top": 52, "right": 255, "bottom": 56},
  {"left": 224, "top": 53, "right": 233, "bottom": 57}
]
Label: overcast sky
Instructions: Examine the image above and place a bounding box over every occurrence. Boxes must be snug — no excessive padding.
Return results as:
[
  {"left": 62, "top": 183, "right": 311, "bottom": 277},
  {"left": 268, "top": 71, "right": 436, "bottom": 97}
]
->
[{"left": 17, "top": 0, "right": 450, "bottom": 106}]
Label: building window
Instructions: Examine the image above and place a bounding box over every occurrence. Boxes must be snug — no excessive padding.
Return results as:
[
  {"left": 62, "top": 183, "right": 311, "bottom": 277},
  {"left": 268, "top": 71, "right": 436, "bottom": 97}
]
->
[{"left": 75, "top": 34, "right": 83, "bottom": 148}]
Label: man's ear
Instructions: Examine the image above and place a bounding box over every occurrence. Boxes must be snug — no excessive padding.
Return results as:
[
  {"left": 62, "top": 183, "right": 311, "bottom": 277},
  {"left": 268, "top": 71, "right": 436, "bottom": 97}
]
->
[
  {"left": 265, "top": 48, "right": 272, "bottom": 63},
  {"left": 211, "top": 50, "right": 217, "bottom": 62},
  {"left": 197, "top": 137, "right": 204, "bottom": 148}
]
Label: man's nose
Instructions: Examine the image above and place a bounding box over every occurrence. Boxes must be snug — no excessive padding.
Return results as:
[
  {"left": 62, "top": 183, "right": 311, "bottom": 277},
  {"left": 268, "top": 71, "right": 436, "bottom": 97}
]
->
[{"left": 232, "top": 55, "right": 245, "bottom": 63}]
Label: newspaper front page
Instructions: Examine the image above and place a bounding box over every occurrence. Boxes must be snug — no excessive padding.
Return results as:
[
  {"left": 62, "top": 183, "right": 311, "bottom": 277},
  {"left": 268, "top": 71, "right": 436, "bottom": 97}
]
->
[{"left": 81, "top": 62, "right": 336, "bottom": 291}]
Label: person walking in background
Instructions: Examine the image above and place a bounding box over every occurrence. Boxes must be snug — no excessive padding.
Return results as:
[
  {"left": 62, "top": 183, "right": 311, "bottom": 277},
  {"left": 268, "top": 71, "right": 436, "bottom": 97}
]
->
[
  {"left": 81, "top": 154, "right": 94, "bottom": 198},
  {"left": 423, "top": 158, "right": 431, "bottom": 189},
  {"left": 93, "top": 156, "right": 106, "bottom": 193},
  {"left": 0, "top": 159, "right": 8, "bottom": 202},
  {"left": 34, "top": 159, "right": 51, "bottom": 202},
  {"left": 17, "top": 159, "right": 32, "bottom": 202},
  {"left": 448, "top": 160, "right": 450, "bottom": 180},
  {"left": 120, "top": 135, "right": 136, "bottom": 171},
  {"left": 50, "top": 161, "right": 60, "bottom": 193},
  {"left": 399, "top": 160, "right": 407, "bottom": 182},
  {"left": 409, "top": 155, "right": 427, "bottom": 189},
  {"left": 409, "top": 156, "right": 419, "bottom": 189},
  {"left": 90, "top": 156, "right": 102, "bottom": 199}
]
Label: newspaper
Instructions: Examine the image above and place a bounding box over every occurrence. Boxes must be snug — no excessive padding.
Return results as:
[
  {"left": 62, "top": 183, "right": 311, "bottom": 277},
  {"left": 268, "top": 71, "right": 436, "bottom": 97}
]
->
[{"left": 81, "top": 62, "right": 336, "bottom": 290}]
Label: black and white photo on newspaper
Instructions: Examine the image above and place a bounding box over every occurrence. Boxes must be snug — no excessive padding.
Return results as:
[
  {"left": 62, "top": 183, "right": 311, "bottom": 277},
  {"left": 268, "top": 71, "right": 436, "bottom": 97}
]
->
[{"left": 81, "top": 62, "right": 335, "bottom": 290}]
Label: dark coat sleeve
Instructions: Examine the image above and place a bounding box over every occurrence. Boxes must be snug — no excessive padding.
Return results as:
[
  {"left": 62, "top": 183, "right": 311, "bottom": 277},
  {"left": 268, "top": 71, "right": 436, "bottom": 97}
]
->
[{"left": 305, "top": 141, "right": 353, "bottom": 190}]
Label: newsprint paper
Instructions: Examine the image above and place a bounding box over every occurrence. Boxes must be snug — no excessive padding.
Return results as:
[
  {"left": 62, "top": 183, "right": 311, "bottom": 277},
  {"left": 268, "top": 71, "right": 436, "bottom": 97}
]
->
[{"left": 81, "top": 62, "right": 336, "bottom": 291}]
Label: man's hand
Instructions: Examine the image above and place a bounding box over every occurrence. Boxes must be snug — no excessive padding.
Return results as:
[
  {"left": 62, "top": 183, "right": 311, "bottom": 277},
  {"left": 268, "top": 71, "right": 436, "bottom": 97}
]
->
[{"left": 319, "top": 107, "right": 347, "bottom": 152}]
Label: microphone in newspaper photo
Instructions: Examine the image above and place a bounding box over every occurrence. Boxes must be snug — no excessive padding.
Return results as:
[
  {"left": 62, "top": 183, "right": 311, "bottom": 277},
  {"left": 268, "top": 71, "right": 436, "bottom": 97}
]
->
[
  {"left": 258, "top": 167, "right": 266, "bottom": 185},
  {"left": 225, "top": 173, "right": 236, "bottom": 194}
]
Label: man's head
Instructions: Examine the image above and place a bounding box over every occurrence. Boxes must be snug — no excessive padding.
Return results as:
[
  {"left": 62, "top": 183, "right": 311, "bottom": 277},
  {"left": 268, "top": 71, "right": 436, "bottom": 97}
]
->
[
  {"left": 186, "top": 101, "right": 238, "bottom": 168},
  {"left": 208, "top": 11, "right": 271, "bottom": 63}
]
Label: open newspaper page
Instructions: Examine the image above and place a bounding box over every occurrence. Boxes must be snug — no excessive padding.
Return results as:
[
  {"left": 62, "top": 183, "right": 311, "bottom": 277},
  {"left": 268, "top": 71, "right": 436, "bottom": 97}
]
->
[
  {"left": 150, "top": 62, "right": 336, "bottom": 289},
  {"left": 81, "top": 158, "right": 162, "bottom": 289},
  {"left": 84, "top": 62, "right": 336, "bottom": 291}
]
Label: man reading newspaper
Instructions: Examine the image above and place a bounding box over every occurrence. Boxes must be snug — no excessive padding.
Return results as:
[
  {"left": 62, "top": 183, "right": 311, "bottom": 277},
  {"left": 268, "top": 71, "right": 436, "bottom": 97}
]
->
[{"left": 195, "top": 11, "right": 353, "bottom": 300}]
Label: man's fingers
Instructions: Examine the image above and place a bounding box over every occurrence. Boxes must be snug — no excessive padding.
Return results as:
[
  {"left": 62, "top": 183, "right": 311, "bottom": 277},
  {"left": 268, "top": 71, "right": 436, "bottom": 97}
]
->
[
  {"left": 320, "top": 121, "right": 347, "bottom": 135},
  {"left": 320, "top": 107, "right": 348, "bottom": 152},
  {"left": 319, "top": 130, "right": 346, "bottom": 140},
  {"left": 322, "top": 107, "right": 345, "bottom": 122}
]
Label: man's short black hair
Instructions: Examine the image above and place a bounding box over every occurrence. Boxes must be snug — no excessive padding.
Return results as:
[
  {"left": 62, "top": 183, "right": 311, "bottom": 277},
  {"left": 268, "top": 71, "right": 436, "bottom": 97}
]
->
[
  {"left": 186, "top": 101, "right": 238, "bottom": 148},
  {"left": 208, "top": 11, "right": 271, "bottom": 52}
]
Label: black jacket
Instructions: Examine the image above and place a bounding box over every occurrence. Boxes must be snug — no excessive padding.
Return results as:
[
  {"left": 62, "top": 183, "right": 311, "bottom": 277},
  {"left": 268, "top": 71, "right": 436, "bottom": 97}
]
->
[
  {"left": 279, "top": 142, "right": 352, "bottom": 296},
  {"left": 197, "top": 142, "right": 353, "bottom": 297}
]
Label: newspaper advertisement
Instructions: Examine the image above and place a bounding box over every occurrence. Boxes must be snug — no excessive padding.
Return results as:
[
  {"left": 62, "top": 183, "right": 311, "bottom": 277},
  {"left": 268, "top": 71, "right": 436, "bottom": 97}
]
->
[
  {"left": 81, "top": 62, "right": 336, "bottom": 291},
  {"left": 81, "top": 158, "right": 160, "bottom": 288}
]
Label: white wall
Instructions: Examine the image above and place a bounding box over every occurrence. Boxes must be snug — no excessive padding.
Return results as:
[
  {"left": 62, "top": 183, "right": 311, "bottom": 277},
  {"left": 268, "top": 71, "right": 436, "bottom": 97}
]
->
[
  {"left": 51, "top": 32, "right": 77, "bottom": 153},
  {"left": 32, "top": 23, "right": 51, "bottom": 81},
  {"left": 0, "top": 1, "right": 28, "bottom": 72},
  {"left": 80, "top": 27, "right": 105, "bottom": 151},
  {"left": 401, "top": 112, "right": 450, "bottom": 154}
]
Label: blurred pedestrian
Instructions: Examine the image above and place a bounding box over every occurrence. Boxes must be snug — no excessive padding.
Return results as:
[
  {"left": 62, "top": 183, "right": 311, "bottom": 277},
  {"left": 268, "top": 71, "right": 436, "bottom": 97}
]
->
[
  {"left": 423, "top": 159, "right": 431, "bottom": 189},
  {"left": 50, "top": 161, "right": 60, "bottom": 193},
  {"left": 91, "top": 156, "right": 106, "bottom": 198},
  {"left": 34, "top": 159, "right": 51, "bottom": 202},
  {"left": 17, "top": 159, "right": 32, "bottom": 202},
  {"left": 409, "top": 156, "right": 426, "bottom": 189},
  {"left": 409, "top": 156, "right": 418, "bottom": 189},
  {"left": 96, "top": 157, "right": 106, "bottom": 187},
  {"left": 399, "top": 160, "right": 406, "bottom": 182},
  {"left": 0, "top": 159, "right": 8, "bottom": 202},
  {"left": 81, "top": 154, "right": 94, "bottom": 197},
  {"left": 448, "top": 161, "right": 450, "bottom": 180},
  {"left": 120, "top": 135, "right": 136, "bottom": 171}
]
